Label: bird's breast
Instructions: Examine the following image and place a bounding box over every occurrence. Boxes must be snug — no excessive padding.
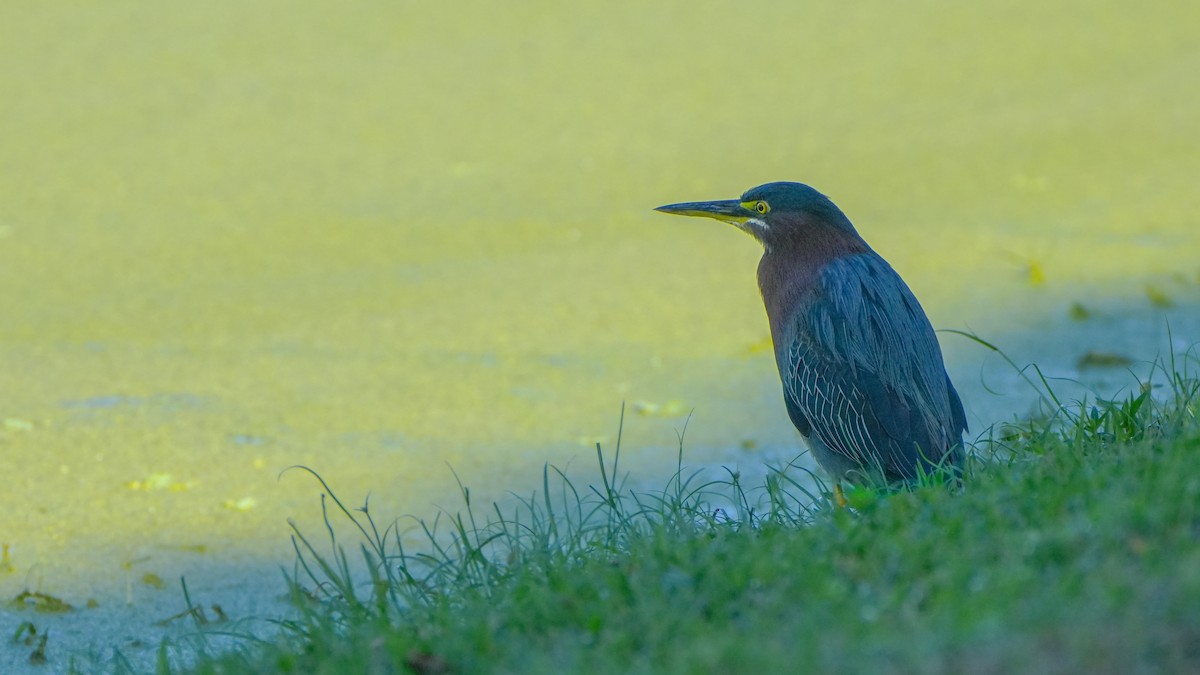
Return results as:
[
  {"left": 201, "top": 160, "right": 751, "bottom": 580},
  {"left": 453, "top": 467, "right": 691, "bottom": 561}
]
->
[{"left": 756, "top": 241, "right": 867, "bottom": 358}]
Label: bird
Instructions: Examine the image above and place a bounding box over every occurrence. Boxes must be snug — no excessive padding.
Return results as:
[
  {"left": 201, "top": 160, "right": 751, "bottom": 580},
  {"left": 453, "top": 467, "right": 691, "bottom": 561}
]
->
[{"left": 655, "top": 182, "right": 967, "bottom": 495}]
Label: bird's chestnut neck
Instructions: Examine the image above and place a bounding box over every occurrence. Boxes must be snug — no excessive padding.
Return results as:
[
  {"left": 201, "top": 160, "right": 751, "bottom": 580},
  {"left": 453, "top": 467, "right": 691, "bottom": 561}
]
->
[{"left": 756, "top": 213, "right": 872, "bottom": 342}]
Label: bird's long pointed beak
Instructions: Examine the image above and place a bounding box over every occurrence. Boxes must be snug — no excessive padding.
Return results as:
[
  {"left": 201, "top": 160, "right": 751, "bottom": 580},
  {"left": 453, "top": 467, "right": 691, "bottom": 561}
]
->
[{"left": 653, "top": 199, "right": 750, "bottom": 225}]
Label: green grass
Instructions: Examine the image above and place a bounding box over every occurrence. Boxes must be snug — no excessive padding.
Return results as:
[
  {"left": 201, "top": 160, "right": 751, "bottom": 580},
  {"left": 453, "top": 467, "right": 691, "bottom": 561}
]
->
[{"left": 173, "top": 351, "right": 1200, "bottom": 675}]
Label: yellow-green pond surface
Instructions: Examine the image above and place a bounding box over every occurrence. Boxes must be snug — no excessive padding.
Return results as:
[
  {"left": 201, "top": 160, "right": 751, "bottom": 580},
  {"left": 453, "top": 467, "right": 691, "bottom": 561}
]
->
[{"left": 2, "top": 0, "right": 1199, "bottom": 667}]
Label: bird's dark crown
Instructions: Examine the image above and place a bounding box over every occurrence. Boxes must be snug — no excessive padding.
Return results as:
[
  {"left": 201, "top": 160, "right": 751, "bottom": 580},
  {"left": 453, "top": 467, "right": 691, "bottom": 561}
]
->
[{"left": 740, "top": 182, "right": 854, "bottom": 231}]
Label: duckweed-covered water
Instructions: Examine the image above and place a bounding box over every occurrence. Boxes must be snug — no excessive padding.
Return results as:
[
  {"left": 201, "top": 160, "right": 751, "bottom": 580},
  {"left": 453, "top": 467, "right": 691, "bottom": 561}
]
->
[{"left": 2, "top": 1, "right": 1198, "bottom": 668}]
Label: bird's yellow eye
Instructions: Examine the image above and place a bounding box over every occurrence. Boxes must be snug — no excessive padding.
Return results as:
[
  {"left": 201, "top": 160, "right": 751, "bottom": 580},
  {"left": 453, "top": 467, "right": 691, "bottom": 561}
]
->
[{"left": 740, "top": 200, "right": 770, "bottom": 215}]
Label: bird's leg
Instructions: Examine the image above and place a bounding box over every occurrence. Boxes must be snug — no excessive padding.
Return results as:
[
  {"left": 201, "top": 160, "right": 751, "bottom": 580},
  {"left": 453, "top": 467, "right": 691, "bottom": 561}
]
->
[{"left": 834, "top": 483, "right": 848, "bottom": 509}]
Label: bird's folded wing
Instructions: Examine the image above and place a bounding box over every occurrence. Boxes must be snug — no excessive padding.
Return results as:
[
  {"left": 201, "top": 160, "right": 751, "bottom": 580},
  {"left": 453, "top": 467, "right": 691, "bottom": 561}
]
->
[{"left": 779, "top": 253, "right": 963, "bottom": 479}]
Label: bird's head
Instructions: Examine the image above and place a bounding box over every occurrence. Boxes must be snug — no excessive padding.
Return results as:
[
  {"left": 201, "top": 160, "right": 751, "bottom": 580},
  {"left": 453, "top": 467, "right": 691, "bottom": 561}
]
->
[{"left": 654, "top": 181, "right": 860, "bottom": 251}]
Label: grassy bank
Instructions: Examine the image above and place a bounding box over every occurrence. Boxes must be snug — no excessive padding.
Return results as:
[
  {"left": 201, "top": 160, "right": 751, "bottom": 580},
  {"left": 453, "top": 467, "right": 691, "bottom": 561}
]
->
[{"left": 175, "top": 355, "right": 1200, "bottom": 675}]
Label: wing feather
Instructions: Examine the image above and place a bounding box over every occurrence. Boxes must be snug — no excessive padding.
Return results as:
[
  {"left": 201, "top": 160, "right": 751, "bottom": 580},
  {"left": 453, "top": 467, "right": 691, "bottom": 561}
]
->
[{"left": 777, "top": 253, "right": 965, "bottom": 482}]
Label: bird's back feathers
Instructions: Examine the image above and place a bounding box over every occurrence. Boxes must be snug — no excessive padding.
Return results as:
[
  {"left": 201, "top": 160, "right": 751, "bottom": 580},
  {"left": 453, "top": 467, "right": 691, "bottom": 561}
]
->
[{"left": 774, "top": 252, "right": 965, "bottom": 482}]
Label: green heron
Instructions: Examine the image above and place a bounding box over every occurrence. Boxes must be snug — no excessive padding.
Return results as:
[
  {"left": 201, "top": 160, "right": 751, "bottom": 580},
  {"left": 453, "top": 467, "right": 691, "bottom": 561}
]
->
[{"left": 656, "top": 182, "right": 967, "bottom": 493}]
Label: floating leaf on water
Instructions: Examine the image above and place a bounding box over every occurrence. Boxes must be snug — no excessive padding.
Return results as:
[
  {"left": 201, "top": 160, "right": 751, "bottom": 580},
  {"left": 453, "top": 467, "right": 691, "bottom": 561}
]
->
[
  {"left": 1077, "top": 351, "right": 1134, "bottom": 369},
  {"left": 10, "top": 590, "right": 73, "bottom": 613},
  {"left": 658, "top": 400, "right": 686, "bottom": 417},
  {"left": 144, "top": 473, "right": 172, "bottom": 490},
  {"left": 222, "top": 497, "right": 257, "bottom": 511},
  {"left": 1146, "top": 285, "right": 1173, "bottom": 307},
  {"left": 631, "top": 400, "right": 660, "bottom": 416},
  {"left": 746, "top": 335, "right": 773, "bottom": 355},
  {"left": 1027, "top": 261, "right": 1046, "bottom": 286},
  {"left": 3, "top": 418, "right": 33, "bottom": 431},
  {"left": 121, "top": 556, "right": 150, "bottom": 572},
  {"left": 124, "top": 473, "right": 172, "bottom": 491},
  {"left": 126, "top": 473, "right": 193, "bottom": 491}
]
